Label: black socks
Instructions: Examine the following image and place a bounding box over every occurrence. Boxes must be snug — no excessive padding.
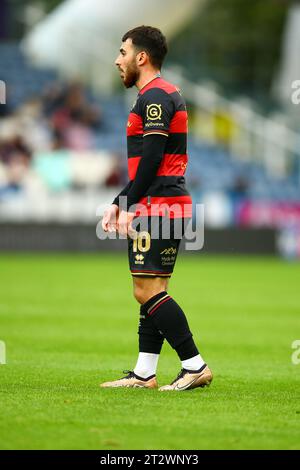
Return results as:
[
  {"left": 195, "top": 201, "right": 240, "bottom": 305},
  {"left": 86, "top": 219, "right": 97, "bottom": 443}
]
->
[
  {"left": 138, "top": 302, "right": 164, "bottom": 354},
  {"left": 139, "top": 291, "right": 199, "bottom": 361}
]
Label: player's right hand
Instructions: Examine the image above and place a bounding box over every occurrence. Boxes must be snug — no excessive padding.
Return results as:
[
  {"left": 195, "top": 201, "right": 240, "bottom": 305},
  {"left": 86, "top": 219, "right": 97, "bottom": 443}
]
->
[{"left": 102, "top": 204, "right": 119, "bottom": 232}]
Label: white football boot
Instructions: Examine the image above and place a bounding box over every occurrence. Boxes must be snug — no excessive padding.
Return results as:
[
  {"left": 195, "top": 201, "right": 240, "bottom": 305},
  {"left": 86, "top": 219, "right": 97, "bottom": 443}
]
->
[
  {"left": 99, "top": 370, "right": 158, "bottom": 389},
  {"left": 159, "top": 364, "right": 213, "bottom": 391}
]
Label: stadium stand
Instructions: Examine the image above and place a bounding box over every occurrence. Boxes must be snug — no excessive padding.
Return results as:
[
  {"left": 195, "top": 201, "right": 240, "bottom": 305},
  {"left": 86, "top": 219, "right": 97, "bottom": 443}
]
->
[{"left": 1, "top": 44, "right": 300, "bottom": 229}]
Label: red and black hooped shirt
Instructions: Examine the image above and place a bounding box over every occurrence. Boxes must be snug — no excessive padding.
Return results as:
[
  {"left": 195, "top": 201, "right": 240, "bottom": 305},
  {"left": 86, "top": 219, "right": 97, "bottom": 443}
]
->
[{"left": 116, "top": 76, "right": 192, "bottom": 218}]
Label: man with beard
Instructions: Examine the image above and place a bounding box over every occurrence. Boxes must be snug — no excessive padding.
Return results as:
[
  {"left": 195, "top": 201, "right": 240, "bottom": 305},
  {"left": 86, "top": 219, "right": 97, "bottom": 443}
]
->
[{"left": 100, "top": 26, "right": 212, "bottom": 391}]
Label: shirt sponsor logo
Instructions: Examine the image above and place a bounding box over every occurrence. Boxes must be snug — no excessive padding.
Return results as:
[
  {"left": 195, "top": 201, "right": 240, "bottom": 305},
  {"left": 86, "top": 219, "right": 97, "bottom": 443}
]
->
[
  {"left": 144, "top": 121, "right": 165, "bottom": 128},
  {"left": 160, "top": 247, "right": 177, "bottom": 255},
  {"left": 161, "top": 247, "right": 177, "bottom": 266},
  {"left": 146, "top": 103, "right": 162, "bottom": 120}
]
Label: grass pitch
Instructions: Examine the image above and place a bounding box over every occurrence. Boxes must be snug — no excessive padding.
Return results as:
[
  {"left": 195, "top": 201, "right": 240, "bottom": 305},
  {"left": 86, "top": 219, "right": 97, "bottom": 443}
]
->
[{"left": 0, "top": 253, "right": 299, "bottom": 450}]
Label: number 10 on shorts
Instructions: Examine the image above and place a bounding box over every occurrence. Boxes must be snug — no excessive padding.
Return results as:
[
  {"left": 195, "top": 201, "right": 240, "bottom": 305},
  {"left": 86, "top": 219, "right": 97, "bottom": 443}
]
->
[{"left": 133, "top": 231, "right": 151, "bottom": 253}]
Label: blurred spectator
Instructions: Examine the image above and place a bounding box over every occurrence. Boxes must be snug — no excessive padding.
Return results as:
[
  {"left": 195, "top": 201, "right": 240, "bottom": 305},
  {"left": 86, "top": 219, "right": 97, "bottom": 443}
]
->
[
  {"left": 229, "top": 175, "right": 249, "bottom": 202},
  {"left": 49, "top": 82, "right": 102, "bottom": 150},
  {"left": 105, "top": 159, "right": 123, "bottom": 188},
  {"left": 42, "top": 82, "right": 67, "bottom": 116},
  {"left": 0, "top": 79, "right": 109, "bottom": 198},
  {"left": 229, "top": 175, "right": 249, "bottom": 225},
  {"left": 0, "top": 135, "right": 31, "bottom": 166},
  {"left": 0, "top": 132, "right": 32, "bottom": 191}
]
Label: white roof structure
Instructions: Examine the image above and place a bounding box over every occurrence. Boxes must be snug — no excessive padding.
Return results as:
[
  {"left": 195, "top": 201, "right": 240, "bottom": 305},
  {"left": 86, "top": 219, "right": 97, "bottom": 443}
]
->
[
  {"left": 274, "top": 3, "right": 300, "bottom": 108},
  {"left": 22, "top": 0, "right": 205, "bottom": 92}
]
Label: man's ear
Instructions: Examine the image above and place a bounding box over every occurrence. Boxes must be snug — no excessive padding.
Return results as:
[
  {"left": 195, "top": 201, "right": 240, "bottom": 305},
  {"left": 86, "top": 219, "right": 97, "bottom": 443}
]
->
[{"left": 137, "top": 51, "right": 147, "bottom": 65}]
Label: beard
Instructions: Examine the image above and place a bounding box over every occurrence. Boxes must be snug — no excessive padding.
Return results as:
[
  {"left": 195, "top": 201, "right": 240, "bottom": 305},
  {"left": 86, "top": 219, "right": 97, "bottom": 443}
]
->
[{"left": 122, "top": 62, "right": 140, "bottom": 88}]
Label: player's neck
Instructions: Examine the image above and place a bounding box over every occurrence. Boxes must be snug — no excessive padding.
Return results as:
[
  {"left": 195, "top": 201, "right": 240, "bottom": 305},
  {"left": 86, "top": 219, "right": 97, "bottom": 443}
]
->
[{"left": 136, "top": 70, "right": 161, "bottom": 91}]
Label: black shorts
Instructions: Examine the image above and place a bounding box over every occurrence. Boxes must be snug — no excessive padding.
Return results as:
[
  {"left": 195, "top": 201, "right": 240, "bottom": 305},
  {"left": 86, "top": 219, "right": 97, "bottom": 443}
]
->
[{"left": 128, "top": 216, "right": 189, "bottom": 277}]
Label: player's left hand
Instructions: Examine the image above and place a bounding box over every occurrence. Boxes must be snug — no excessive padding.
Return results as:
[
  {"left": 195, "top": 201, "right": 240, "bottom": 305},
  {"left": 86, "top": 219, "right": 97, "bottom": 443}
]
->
[{"left": 117, "top": 210, "right": 136, "bottom": 238}]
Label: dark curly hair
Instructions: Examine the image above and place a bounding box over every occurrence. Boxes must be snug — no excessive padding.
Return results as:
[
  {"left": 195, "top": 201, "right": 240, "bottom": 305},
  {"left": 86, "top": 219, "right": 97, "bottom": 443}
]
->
[{"left": 122, "top": 25, "right": 168, "bottom": 69}]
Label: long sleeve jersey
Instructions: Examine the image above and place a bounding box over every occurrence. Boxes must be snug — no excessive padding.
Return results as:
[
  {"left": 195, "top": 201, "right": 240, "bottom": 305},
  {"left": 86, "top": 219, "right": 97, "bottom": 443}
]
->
[{"left": 113, "top": 76, "right": 192, "bottom": 219}]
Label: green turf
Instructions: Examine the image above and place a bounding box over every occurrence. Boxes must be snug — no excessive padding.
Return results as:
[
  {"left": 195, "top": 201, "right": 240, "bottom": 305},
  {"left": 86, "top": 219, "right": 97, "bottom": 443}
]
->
[{"left": 0, "top": 253, "right": 299, "bottom": 450}]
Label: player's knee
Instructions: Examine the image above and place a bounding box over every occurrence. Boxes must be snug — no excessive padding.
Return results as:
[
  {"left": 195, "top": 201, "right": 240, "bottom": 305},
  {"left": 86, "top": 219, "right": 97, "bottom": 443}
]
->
[
  {"left": 133, "top": 278, "right": 169, "bottom": 305},
  {"left": 134, "top": 285, "right": 162, "bottom": 305}
]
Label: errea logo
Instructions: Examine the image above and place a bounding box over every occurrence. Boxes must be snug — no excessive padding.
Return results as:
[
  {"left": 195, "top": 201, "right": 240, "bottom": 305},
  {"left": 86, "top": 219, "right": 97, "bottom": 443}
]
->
[
  {"left": 146, "top": 104, "right": 162, "bottom": 120},
  {"left": 181, "top": 162, "right": 187, "bottom": 171}
]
